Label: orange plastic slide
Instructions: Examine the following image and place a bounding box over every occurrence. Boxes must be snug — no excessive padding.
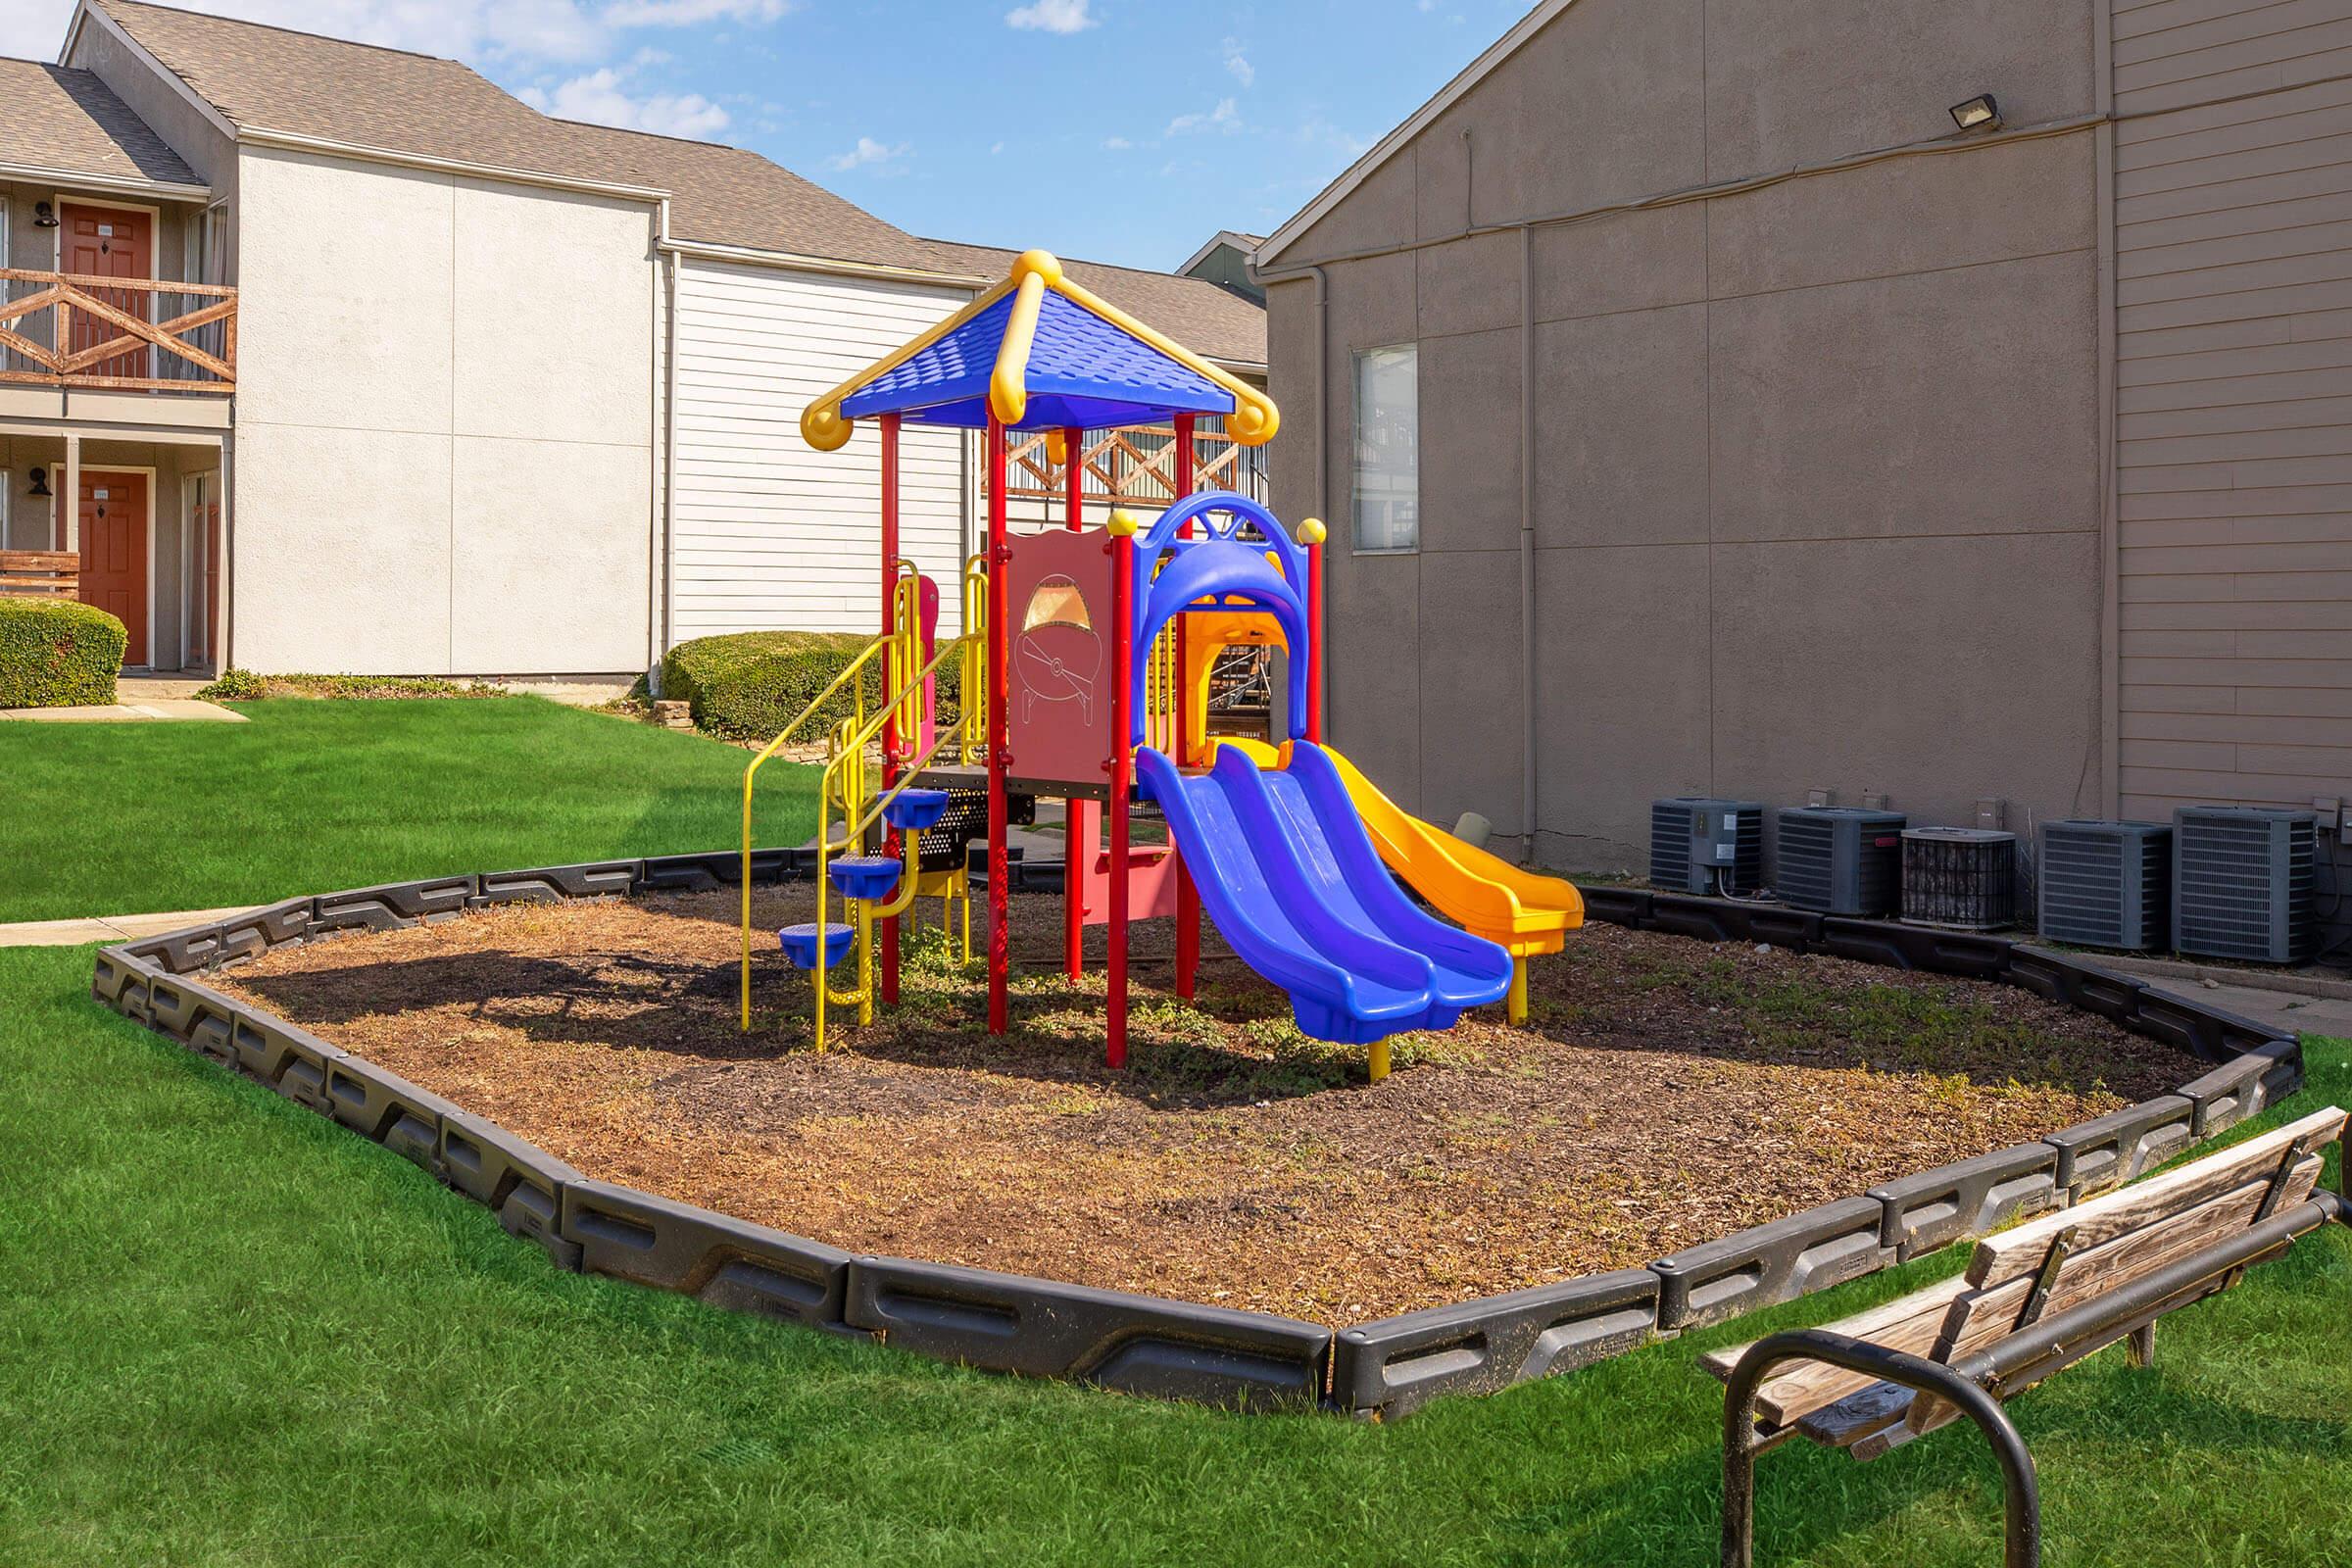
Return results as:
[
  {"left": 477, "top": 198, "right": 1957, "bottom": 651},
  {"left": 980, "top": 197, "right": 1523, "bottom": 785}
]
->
[{"left": 1217, "top": 736, "right": 1584, "bottom": 960}]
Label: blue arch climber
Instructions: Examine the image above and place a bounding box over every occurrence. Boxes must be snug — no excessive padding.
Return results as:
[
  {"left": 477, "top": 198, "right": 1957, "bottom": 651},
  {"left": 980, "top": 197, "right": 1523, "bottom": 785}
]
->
[{"left": 1126, "top": 491, "right": 1311, "bottom": 746}]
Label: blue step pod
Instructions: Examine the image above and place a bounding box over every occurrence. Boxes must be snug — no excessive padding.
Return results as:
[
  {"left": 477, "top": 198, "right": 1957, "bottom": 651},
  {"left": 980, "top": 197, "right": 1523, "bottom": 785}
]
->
[
  {"left": 827, "top": 856, "right": 903, "bottom": 901},
  {"left": 881, "top": 788, "right": 951, "bottom": 831},
  {"left": 778, "top": 922, "right": 856, "bottom": 970}
]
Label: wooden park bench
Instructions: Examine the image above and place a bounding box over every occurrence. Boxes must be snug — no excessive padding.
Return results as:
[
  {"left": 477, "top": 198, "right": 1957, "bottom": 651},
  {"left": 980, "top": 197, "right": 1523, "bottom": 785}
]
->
[{"left": 1703, "top": 1105, "right": 2349, "bottom": 1567}]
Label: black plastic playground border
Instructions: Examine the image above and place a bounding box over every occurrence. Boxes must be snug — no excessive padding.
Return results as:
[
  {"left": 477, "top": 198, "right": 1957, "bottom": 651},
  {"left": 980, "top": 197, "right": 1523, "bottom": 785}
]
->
[{"left": 89, "top": 859, "right": 2305, "bottom": 1420}]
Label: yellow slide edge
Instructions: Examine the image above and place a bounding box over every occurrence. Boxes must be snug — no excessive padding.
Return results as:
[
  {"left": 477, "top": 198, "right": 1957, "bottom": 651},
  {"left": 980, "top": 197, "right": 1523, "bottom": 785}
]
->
[{"left": 1217, "top": 737, "right": 1584, "bottom": 956}]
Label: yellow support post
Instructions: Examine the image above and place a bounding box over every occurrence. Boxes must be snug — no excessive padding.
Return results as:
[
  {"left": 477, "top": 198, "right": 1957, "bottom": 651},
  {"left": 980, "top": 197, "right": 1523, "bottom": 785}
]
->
[
  {"left": 1508, "top": 957, "right": 1529, "bottom": 1026},
  {"left": 1369, "top": 1038, "right": 1391, "bottom": 1083}
]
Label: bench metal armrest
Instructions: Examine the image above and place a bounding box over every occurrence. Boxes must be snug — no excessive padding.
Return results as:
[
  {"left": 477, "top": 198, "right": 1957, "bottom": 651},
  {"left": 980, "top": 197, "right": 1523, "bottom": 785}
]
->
[{"left": 1723, "top": 1329, "right": 2038, "bottom": 1568}]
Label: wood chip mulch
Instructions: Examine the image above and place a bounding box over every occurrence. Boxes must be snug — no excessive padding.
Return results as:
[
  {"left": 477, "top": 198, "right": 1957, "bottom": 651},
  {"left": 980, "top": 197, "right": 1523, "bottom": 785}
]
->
[{"left": 215, "top": 889, "right": 2189, "bottom": 1325}]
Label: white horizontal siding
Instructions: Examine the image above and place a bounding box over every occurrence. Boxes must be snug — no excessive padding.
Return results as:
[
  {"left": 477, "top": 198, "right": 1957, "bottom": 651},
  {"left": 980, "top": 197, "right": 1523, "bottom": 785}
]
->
[
  {"left": 2112, "top": 0, "right": 2352, "bottom": 818},
  {"left": 669, "top": 260, "right": 974, "bottom": 641}
]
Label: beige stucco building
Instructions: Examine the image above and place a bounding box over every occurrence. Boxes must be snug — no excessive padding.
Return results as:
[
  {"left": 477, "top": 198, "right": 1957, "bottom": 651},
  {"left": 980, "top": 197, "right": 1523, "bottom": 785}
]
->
[
  {"left": 1256, "top": 0, "right": 2352, "bottom": 901},
  {"left": 1, "top": 0, "right": 1263, "bottom": 678}
]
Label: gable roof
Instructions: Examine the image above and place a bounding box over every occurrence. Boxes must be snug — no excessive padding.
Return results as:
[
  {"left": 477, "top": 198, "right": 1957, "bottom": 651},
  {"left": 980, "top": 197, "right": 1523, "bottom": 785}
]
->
[
  {"left": 0, "top": 55, "right": 201, "bottom": 190},
  {"left": 1178, "top": 229, "right": 1262, "bottom": 275},
  {"left": 553, "top": 121, "right": 954, "bottom": 272},
  {"left": 1258, "top": 0, "right": 1577, "bottom": 267},
  {"left": 79, "top": 0, "right": 1262, "bottom": 361}
]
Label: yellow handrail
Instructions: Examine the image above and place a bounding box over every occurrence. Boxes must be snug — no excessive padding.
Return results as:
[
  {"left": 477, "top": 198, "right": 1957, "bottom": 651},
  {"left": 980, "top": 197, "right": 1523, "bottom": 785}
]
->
[
  {"left": 739, "top": 635, "right": 892, "bottom": 1030},
  {"left": 959, "top": 552, "right": 988, "bottom": 763},
  {"left": 812, "top": 633, "right": 970, "bottom": 1051}
]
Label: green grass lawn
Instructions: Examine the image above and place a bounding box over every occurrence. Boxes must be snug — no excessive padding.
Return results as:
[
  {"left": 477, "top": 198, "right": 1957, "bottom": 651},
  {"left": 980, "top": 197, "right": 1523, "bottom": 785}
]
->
[
  {"left": 0, "top": 698, "right": 819, "bottom": 923},
  {"left": 1, "top": 937, "right": 2345, "bottom": 1566}
]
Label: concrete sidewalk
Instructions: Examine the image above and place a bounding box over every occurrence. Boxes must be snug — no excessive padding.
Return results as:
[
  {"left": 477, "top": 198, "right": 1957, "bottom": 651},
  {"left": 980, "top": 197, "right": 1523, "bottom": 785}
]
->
[
  {"left": 0, "top": 698, "right": 246, "bottom": 723},
  {"left": 1, "top": 906, "right": 255, "bottom": 948}
]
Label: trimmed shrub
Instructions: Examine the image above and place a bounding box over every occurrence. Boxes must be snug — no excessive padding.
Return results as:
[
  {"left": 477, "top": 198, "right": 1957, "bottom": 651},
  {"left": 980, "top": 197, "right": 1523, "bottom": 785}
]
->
[
  {"left": 0, "top": 598, "right": 124, "bottom": 708},
  {"left": 662, "top": 629, "right": 962, "bottom": 745},
  {"left": 194, "top": 669, "right": 509, "bottom": 701}
]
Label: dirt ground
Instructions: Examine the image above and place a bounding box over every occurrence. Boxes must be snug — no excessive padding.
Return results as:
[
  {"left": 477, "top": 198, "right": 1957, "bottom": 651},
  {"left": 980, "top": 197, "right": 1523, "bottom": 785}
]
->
[{"left": 217, "top": 887, "right": 2191, "bottom": 1324}]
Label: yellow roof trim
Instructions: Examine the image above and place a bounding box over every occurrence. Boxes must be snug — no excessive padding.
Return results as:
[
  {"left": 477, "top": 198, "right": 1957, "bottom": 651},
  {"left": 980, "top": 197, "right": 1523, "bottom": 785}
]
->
[
  {"left": 1046, "top": 265, "right": 1279, "bottom": 445},
  {"left": 988, "top": 260, "right": 1053, "bottom": 427},
  {"left": 799, "top": 248, "right": 1281, "bottom": 452},
  {"left": 799, "top": 273, "right": 1018, "bottom": 452}
]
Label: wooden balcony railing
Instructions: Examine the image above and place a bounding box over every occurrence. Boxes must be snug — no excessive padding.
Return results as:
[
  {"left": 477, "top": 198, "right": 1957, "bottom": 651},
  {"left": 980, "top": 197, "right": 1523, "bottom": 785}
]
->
[
  {"left": 0, "top": 551, "right": 78, "bottom": 599},
  {"left": 1002, "top": 421, "right": 1267, "bottom": 508},
  {"left": 0, "top": 269, "right": 235, "bottom": 394}
]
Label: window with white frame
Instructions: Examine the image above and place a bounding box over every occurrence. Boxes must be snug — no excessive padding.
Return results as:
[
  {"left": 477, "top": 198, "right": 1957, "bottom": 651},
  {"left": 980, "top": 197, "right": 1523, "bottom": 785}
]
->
[{"left": 1351, "top": 345, "right": 1419, "bottom": 552}]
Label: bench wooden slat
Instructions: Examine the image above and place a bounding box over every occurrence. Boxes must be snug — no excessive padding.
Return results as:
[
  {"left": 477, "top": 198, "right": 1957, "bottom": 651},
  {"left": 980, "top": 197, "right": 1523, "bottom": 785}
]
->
[
  {"left": 1967, "top": 1107, "right": 2346, "bottom": 1288},
  {"left": 1902, "top": 1153, "right": 2322, "bottom": 1436},
  {"left": 1705, "top": 1106, "right": 2344, "bottom": 1443},
  {"left": 0, "top": 550, "right": 77, "bottom": 569},
  {"left": 1700, "top": 1273, "right": 1973, "bottom": 1427}
]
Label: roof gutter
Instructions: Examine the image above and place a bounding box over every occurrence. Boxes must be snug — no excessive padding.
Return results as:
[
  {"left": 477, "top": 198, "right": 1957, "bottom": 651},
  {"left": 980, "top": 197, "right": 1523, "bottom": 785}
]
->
[
  {"left": 235, "top": 124, "right": 670, "bottom": 203},
  {"left": 0, "top": 159, "right": 208, "bottom": 202},
  {"left": 657, "top": 234, "right": 990, "bottom": 289}
]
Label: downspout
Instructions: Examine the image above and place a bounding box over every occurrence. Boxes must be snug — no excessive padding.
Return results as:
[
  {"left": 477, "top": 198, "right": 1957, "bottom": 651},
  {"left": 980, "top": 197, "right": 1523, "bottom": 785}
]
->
[
  {"left": 1307, "top": 263, "right": 1330, "bottom": 745},
  {"left": 658, "top": 242, "right": 679, "bottom": 690},
  {"left": 1519, "top": 223, "right": 1537, "bottom": 863}
]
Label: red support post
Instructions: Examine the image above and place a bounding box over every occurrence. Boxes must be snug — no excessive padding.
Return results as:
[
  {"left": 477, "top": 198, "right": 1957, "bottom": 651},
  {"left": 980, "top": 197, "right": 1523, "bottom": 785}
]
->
[
  {"left": 880, "top": 413, "right": 902, "bottom": 1006},
  {"left": 1307, "top": 533, "right": 1324, "bottom": 744},
  {"left": 1107, "top": 523, "right": 1133, "bottom": 1068},
  {"left": 1172, "top": 413, "right": 1200, "bottom": 1001},
  {"left": 986, "top": 416, "right": 1010, "bottom": 1035},
  {"left": 1062, "top": 424, "right": 1087, "bottom": 979}
]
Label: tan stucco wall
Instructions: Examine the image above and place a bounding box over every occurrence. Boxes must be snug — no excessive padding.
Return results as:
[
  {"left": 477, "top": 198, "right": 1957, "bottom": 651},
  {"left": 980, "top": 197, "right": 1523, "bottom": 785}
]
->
[
  {"left": 1268, "top": 0, "right": 2105, "bottom": 871},
  {"left": 229, "top": 146, "right": 657, "bottom": 674}
]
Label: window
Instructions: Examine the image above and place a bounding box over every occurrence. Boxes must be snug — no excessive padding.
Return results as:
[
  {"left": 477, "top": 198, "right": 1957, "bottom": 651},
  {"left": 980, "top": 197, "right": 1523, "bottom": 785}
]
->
[{"left": 1351, "top": 345, "right": 1418, "bottom": 552}]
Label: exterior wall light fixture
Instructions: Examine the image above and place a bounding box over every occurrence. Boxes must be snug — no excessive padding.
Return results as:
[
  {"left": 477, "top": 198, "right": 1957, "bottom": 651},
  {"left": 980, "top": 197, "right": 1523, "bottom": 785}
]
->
[
  {"left": 1949, "top": 94, "right": 2001, "bottom": 133},
  {"left": 26, "top": 467, "right": 51, "bottom": 498},
  {"left": 31, "top": 201, "right": 59, "bottom": 227}
]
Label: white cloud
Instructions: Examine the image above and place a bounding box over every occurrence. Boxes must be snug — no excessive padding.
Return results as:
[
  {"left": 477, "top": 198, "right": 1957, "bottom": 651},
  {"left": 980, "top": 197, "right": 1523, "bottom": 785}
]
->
[
  {"left": 828, "top": 134, "right": 910, "bottom": 172},
  {"left": 519, "top": 66, "right": 730, "bottom": 137},
  {"left": 0, "top": 0, "right": 789, "bottom": 73},
  {"left": 1102, "top": 134, "right": 1132, "bottom": 150},
  {"left": 1004, "top": 0, "right": 1093, "bottom": 34},
  {"left": 1220, "top": 34, "right": 1252, "bottom": 87},
  {"left": 1166, "top": 96, "right": 1240, "bottom": 136},
  {"left": 603, "top": 0, "right": 787, "bottom": 25}
]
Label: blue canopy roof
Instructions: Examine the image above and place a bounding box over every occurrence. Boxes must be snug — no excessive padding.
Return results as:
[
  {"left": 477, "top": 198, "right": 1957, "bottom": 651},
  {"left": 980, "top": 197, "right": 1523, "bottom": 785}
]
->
[{"left": 839, "top": 285, "right": 1236, "bottom": 431}]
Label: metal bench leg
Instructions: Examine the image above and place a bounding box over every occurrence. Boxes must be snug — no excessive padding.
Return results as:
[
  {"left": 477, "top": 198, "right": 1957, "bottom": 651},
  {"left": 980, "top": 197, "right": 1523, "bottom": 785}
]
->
[
  {"left": 1723, "top": 1330, "right": 2040, "bottom": 1568},
  {"left": 2127, "top": 1323, "right": 2155, "bottom": 1370}
]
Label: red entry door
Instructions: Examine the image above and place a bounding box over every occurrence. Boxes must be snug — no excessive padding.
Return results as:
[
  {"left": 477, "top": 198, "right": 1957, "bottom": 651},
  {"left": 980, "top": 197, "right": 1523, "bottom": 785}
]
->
[
  {"left": 77, "top": 469, "right": 148, "bottom": 665},
  {"left": 60, "top": 203, "right": 153, "bottom": 382}
]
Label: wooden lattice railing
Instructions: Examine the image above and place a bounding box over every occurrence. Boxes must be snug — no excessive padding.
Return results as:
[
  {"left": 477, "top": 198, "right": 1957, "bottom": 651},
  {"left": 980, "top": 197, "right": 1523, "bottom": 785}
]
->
[
  {"left": 0, "top": 268, "right": 235, "bottom": 393},
  {"left": 1003, "top": 422, "right": 1266, "bottom": 507}
]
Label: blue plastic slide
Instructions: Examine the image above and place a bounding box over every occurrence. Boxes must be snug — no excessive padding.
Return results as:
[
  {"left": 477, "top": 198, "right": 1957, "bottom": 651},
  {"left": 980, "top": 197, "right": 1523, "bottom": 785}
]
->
[{"left": 1136, "top": 740, "right": 1512, "bottom": 1044}]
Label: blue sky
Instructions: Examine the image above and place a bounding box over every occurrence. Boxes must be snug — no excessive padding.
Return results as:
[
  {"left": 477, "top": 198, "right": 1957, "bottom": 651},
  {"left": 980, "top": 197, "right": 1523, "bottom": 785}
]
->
[{"left": 0, "top": 0, "right": 1529, "bottom": 270}]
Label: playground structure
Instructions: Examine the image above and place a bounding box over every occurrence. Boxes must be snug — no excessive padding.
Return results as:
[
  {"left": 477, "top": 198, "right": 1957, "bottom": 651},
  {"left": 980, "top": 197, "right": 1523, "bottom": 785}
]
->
[{"left": 744, "top": 249, "right": 1587, "bottom": 1076}]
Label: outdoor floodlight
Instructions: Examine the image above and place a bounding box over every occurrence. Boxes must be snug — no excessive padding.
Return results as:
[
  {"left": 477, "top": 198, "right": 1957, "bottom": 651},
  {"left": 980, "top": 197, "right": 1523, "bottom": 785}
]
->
[{"left": 1949, "top": 94, "right": 2001, "bottom": 133}]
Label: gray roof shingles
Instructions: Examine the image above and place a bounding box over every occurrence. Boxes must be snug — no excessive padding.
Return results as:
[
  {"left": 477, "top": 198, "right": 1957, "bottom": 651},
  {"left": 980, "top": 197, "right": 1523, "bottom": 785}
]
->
[
  {"left": 0, "top": 55, "right": 200, "bottom": 186},
  {"left": 91, "top": 0, "right": 1263, "bottom": 362}
]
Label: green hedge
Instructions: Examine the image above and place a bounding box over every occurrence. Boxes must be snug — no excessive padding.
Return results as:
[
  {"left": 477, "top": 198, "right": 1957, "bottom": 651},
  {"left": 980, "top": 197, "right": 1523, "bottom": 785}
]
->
[
  {"left": 662, "top": 629, "right": 963, "bottom": 745},
  {"left": 0, "top": 599, "right": 124, "bottom": 709}
]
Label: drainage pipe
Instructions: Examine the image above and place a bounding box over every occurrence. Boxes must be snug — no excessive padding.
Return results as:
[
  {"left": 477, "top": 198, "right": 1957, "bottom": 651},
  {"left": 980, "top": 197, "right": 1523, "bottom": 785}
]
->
[{"left": 1519, "top": 222, "right": 1537, "bottom": 861}]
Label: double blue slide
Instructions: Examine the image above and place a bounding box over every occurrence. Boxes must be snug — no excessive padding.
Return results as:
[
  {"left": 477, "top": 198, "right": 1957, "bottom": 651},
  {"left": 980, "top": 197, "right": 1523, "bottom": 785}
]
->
[
  {"left": 1125, "top": 492, "right": 1512, "bottom": 1045},
  {"left": 1138, "top": 742, "right": 1513, "bottom": 1043}
]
